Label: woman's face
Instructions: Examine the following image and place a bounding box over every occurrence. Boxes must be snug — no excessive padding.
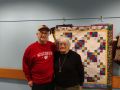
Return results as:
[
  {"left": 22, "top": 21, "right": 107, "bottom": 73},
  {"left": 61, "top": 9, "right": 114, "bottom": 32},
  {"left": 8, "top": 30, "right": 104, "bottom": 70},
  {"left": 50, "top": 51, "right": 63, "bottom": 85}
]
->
[{"left": 58, "top": 41, "right": 69, "bottom": 54}]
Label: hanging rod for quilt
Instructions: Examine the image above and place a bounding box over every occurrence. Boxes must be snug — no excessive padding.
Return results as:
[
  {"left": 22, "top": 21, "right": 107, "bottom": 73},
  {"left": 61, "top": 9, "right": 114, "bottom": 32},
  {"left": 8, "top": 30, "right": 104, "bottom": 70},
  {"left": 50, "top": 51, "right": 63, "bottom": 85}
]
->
[
  {"left": 0, "top": 18, "right": 99, "bottom": 22},
  {"left": 0, "top": 16, "right": 120, "bottom": 22}
]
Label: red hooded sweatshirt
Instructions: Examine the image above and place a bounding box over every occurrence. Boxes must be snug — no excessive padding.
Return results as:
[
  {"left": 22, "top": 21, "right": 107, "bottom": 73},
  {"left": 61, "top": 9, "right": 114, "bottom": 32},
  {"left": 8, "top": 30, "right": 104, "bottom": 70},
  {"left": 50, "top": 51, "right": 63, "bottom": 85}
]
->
[{"left": 23, "top": 41, "right": 55, "bottom": 84}]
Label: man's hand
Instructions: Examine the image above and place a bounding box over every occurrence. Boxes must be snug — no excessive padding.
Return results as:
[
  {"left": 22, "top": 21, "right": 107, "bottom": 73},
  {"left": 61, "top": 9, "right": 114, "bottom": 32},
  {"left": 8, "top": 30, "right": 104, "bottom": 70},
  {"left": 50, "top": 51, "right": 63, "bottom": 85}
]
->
[{"left": 28, "top": 81, "right": 33, "bottom": 87}]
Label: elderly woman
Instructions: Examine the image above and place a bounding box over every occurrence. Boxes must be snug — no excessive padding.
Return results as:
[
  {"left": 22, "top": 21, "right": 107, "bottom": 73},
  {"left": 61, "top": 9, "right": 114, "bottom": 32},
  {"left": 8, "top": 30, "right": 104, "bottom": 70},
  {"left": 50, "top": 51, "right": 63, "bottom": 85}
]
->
[{"left": 54, "top": 37, "right": 84, "bottom": 90}]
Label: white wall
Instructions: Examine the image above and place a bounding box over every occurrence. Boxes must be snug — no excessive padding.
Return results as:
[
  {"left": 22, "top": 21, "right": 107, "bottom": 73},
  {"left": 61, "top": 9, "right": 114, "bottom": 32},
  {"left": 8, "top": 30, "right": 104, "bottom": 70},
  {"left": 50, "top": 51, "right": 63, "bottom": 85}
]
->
[{"left": 0, "top": 0, "right": 120, "bottom": 90}]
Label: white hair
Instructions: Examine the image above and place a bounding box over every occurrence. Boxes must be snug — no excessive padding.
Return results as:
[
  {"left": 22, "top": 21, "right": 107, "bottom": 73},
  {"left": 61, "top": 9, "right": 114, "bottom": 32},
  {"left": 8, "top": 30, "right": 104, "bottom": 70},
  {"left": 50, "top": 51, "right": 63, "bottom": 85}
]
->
[{"left": 56, "top": 36, "right": 70, "bottom": 47}]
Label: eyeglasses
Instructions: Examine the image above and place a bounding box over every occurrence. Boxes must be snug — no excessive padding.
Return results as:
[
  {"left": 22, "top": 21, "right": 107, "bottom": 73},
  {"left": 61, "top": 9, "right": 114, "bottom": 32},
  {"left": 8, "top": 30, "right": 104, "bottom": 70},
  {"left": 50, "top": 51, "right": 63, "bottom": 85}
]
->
[
  {"left": 59, "top": 42, "right": 67, "bottom": 46},
  {"left": 40, "top": 31, "right": 49, "bottom": 35}
]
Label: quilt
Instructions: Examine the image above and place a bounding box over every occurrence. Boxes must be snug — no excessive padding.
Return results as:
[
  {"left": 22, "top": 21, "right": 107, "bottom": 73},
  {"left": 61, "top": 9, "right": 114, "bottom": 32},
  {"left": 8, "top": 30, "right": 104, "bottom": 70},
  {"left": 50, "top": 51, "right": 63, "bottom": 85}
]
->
[{"left": 53, "top": 24, "right": 113, "bottom": 88}]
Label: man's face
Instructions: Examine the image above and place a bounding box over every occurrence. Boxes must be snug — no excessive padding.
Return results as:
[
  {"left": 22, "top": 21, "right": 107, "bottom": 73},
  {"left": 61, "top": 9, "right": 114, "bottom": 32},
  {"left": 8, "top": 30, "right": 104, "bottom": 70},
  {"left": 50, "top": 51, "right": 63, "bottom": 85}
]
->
[
  {"left": 58, "top": 41, "right": 69, "bottom": 53},
  {"left": 37, "top": 30, "right": 49, "bottom": 43}
]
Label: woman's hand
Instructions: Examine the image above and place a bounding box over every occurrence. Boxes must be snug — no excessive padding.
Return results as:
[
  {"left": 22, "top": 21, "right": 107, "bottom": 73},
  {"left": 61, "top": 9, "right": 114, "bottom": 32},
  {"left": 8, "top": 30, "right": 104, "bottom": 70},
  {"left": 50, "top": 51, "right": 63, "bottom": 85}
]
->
[{"left": 80, "top": 86, "right": 83, "bottom": 90}]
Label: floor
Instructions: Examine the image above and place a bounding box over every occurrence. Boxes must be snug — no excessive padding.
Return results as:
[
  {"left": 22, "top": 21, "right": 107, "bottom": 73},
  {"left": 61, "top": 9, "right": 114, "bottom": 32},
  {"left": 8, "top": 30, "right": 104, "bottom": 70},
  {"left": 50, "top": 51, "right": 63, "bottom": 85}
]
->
[
  {"left": 83, "top": 89, "right": 107, "bottom": 90},
  {"left": 83, "top": 89, "right": 120, "bottom": 90}
]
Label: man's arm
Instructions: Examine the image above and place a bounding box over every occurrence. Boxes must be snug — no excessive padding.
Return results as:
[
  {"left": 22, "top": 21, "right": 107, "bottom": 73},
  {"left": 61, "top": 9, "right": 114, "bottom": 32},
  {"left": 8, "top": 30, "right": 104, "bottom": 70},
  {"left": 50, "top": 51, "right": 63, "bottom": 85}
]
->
[{"left": 22, "top": 48, "right": 32, "bottom": 87}]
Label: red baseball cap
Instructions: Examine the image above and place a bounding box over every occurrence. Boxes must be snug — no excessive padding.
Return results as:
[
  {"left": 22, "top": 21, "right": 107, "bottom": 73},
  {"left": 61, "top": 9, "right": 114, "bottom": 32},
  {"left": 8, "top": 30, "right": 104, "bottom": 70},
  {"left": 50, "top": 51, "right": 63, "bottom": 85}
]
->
[{"left": 38, "top": 25, "right": 50, "bottom": 32}]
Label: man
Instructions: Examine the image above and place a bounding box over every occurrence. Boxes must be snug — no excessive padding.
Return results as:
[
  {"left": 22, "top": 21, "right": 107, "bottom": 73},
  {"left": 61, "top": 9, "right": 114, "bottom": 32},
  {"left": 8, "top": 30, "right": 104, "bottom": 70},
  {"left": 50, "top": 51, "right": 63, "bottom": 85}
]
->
[
  {"left": 54, "top": 37, "right": 84, "bottom": 90},
  {"left": 23, "top": 25, "right": 55, "bottom": 90}
]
